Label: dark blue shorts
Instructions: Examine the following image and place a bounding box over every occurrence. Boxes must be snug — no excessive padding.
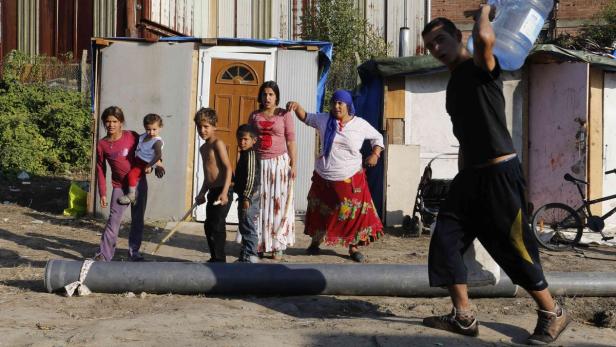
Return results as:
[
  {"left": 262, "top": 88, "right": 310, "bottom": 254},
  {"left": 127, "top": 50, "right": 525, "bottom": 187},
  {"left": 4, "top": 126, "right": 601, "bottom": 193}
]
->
[{"left": 428, "top": 158, "right": 548, "bottom": 291}]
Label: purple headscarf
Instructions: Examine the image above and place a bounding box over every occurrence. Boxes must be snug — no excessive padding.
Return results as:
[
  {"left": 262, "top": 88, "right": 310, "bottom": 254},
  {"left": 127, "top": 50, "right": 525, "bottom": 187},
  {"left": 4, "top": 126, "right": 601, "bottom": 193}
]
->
[{"left": 323, "top": 90, "right": 355, "bottom": 159}]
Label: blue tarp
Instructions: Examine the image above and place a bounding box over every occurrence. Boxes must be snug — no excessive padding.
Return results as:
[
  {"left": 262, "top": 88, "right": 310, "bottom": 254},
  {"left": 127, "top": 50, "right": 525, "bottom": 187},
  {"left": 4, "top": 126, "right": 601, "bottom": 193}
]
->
[
  {"left": 91, "top": 37, "right": 333, "bottom": 113},
  {"left": 353, "top": 74, "right": 385, "bottom": 218}
]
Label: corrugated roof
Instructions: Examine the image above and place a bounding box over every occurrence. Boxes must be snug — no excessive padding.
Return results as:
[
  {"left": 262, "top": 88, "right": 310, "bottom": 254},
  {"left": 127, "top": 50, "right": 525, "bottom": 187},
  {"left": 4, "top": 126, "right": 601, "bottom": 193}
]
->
[{"left": 358, "top": 44, "right": 616, "bottom": 78}]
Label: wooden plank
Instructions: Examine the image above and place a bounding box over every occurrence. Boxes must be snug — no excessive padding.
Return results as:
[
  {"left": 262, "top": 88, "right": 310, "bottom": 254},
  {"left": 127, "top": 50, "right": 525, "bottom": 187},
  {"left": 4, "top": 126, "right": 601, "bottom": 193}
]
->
[
  {"left": 87, "top": 49, "right": 103, "bottom": 215},
  {"left": 185, "top": 48, "right": 199, "bottom": 212},
  {"left": 588, "top": 67, "right": 604, "bottom": 216},
  {"left": 200, "top": 38, "right": 218, "bottom": 45},
  {"left": 386, "top": 118, "right": 404, "bottom": 145},
  {"left": 93, "top": 38, "right": 112, "bottom": 46},
  {"left": 383, "top": 76, "right": 405, "bottom": 119},
  {"left": 521, "top": 65, "right": 530, "bottom": 182}
]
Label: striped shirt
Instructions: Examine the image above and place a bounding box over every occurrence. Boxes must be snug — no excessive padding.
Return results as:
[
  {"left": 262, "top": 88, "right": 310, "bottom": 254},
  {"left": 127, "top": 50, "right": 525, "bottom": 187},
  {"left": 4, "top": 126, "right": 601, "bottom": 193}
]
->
[{"left": 234, "top": 148, "right": 260, "bottom": 201}]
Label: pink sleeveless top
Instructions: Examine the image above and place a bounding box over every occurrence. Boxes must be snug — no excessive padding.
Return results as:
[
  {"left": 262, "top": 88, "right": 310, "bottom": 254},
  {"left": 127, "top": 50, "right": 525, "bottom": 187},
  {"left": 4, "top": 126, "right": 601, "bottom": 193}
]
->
[{"left": 249, "top": 108, "right": 296, "bottom": 160}]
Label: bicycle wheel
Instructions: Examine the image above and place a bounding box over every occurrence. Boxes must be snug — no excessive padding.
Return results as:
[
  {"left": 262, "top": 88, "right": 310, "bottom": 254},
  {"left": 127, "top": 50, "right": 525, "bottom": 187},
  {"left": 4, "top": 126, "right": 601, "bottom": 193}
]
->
[{"left": 531, "top": 203, "right": 583, "bottom": 251}]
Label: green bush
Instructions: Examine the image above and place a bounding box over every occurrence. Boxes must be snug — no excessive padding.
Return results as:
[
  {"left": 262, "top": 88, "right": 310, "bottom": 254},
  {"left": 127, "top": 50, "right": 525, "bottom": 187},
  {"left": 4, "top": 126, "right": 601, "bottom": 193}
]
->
[
  {"left": 301, "top": 0, "right": 390, "bottom": 92},
  {"left": 0, "top": 51, "right": 91, "bottom": 176}
]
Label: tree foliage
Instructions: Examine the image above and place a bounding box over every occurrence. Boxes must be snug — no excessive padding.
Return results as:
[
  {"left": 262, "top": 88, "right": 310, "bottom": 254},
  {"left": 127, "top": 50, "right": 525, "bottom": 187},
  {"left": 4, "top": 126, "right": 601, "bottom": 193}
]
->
[
  {"left": 0, "top": 51, "right": 92, "bottom": 176},
  {"left": 301, "top": 0, "right": 390, "bottom": 92},
  {"left": 548, "top": 1, "right": 616, "bottom": 53}
]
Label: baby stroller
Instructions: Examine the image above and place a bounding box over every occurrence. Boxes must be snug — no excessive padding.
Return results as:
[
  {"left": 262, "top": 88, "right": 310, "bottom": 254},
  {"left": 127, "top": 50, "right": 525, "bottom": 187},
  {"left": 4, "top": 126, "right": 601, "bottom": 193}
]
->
[{"left": 403, "top": 153, "right": 456, "bottom": 235}]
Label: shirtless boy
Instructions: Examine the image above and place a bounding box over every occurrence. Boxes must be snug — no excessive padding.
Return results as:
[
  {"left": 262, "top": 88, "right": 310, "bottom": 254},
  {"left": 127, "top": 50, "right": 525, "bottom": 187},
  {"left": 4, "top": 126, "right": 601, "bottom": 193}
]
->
[{"left": 194, "top": 107, "right": 233, "bottom": 263}]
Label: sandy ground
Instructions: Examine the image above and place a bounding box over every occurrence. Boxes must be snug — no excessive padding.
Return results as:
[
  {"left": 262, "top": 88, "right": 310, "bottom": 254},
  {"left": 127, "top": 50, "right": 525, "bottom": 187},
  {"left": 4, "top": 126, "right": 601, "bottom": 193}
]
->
[{"left": 2, "top": 201, "right": 616, "bottom": 346}]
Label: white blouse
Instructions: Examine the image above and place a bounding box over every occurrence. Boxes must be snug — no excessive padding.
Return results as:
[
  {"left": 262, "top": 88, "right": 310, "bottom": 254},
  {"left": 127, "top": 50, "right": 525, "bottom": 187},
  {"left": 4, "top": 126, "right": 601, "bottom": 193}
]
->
[{"left": 305, "top": 113, "right": 384, "bottom": 181}]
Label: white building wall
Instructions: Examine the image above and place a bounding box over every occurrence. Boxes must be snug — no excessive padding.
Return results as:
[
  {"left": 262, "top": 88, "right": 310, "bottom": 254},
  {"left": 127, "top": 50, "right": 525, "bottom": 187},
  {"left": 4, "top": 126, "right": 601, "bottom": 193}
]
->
[
  {"left": 603, "top": 72, "right": 616, "bottom": 231},
  {"left": 405, "top": 71, "right": 524, "bottom": 180}
]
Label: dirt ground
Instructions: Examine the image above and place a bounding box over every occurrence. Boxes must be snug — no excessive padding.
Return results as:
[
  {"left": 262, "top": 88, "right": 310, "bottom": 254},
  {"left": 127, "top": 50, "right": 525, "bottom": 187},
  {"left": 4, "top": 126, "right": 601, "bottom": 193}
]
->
[{"left": 1, "top": 178, "right": 616, "bottom": 346}]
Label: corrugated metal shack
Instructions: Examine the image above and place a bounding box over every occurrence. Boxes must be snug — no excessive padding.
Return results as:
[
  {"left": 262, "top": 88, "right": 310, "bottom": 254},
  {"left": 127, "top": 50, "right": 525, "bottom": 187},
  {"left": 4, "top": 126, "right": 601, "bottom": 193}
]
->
[
  {"left": 89, "top": 37, "right": 332, "bottom": 223},
  {"left": 1, "top": 0, "right": 428, "bottom": 63}
]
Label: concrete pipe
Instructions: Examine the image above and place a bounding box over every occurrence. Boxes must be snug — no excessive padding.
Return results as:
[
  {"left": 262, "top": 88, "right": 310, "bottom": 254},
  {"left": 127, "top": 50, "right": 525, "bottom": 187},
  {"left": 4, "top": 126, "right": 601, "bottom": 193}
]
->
[
  {"left": 545, "top": 272, "right": 616, "bottom": 297},
  {"left": 44, "top": 260, "right": 518, "bottom": 297}
]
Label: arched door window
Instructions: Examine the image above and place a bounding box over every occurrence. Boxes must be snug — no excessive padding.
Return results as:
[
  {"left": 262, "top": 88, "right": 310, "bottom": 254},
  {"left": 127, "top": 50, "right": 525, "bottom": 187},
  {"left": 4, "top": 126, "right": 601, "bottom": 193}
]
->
[{"left": 216, "top": 63, "right": 257, "bottom": 85}]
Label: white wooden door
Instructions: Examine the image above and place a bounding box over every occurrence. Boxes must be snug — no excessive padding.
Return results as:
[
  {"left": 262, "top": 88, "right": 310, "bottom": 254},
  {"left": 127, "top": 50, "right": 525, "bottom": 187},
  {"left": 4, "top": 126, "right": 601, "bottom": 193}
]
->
[{"left": 194, "top": 47, "right": 276, "bottom": 222}]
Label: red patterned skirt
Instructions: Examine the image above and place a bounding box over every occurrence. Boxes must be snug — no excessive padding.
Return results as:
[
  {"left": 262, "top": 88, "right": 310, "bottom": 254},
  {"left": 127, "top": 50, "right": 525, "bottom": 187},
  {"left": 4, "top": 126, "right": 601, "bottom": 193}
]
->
[{"left": 305, "top": 170, "right": 383, "bottom": 246}]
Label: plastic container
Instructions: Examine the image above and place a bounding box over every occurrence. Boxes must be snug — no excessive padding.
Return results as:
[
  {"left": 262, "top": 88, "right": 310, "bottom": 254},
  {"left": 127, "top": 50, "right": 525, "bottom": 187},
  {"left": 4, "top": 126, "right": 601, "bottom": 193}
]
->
[{"left": 467, "top": 0, "right": 554, "bottom": 70}]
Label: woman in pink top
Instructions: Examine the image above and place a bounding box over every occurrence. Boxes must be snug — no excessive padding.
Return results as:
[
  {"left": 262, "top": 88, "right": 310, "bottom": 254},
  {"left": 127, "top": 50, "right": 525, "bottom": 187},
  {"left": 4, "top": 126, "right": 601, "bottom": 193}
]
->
[
  {"left": 249, "top": 81, "right": 297, "bottom": 260},
  {"left": 95, "top": 106, "right": 164, "bottom": 261}
]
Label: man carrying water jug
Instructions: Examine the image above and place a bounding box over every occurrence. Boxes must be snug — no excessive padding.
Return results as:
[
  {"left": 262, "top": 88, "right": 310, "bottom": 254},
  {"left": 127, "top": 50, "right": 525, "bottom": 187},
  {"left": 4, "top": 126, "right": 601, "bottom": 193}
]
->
[{"left": 421, "top": 3, "right": 570, "bottom": 345}]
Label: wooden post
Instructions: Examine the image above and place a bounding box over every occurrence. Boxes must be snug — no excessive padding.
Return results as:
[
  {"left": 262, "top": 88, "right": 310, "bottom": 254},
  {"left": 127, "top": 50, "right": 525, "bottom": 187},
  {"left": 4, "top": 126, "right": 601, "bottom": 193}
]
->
[
  {"left": 80, "top": 49, "right": 88, "bottom": 94},
  {"left": 588, "top": 68, "right": 604, "bottom": 216},
  {"left": 126, "top": 0, "right": 138, "bottom": 37}
]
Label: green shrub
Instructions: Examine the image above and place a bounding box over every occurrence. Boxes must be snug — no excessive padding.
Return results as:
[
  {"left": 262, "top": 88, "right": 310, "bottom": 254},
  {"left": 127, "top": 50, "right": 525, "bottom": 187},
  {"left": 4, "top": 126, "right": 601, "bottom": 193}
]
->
[{"left": 0, "top": 51, "right": 91, "bottom": 176}]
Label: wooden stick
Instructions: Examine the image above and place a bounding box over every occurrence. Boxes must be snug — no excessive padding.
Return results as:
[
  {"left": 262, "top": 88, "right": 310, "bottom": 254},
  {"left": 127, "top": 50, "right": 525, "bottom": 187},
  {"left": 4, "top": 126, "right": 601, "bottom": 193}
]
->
[{"left": 152, "top": 204, "right": 197, "bottom": 255}]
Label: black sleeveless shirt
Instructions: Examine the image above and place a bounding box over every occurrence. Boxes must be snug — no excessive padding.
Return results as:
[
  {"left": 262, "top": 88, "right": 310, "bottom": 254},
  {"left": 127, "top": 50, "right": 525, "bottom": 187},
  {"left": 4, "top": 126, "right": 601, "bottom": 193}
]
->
[{"left": 445, "top": 58, "right": 515, "bottom": 167}]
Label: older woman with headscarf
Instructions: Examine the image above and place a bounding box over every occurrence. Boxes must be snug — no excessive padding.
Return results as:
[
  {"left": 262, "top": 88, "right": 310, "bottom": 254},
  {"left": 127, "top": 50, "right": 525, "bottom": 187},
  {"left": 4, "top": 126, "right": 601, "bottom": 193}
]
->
[{"left": 286, "top": 90, "right": 384, "bottom": 262}]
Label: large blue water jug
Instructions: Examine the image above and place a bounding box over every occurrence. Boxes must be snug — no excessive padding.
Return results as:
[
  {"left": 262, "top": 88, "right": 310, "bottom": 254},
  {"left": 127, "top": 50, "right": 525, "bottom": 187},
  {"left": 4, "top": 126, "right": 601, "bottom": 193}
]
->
[{"left": 467, "top": 0, "right": 554, "bottom": 70}]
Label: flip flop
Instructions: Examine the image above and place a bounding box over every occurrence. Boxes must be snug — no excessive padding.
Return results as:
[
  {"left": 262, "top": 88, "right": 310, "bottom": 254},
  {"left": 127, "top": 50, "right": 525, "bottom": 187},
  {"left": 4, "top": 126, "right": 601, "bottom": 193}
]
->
[{"left": 349, "top": 251, "right": 366, "bottom": 263}]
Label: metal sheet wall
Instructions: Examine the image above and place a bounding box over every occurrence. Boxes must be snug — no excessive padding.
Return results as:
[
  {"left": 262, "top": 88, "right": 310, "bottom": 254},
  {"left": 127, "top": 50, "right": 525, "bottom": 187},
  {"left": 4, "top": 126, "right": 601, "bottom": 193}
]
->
[
  {"left": 217, "top": 0, "right": 234, "bottom": 37},
  {"left": 192, "top": 0, "right": 214, "bottom": 37},
  {"left": 94, "top": 0, "right": 117, "bottom": 38},
  {"left": 17, "top": 0, "right": 38, "bottom": 56},
  {"left": 252, "top": 0, "right": 271, "bottom": 39},
  {"left": 148, "top": 0, "right": 194, "bottom": 35},
  {"left": 276, "top": 49, "right": 319, "bottom": 213},
  {"left": 386, "top": 0, "right": 424, "bottom": 56},
  {"left": 358, "top": 0, "right": 426, "bottom": 56},
  {"left": 236, "top": 0, "right": 251, "bottom": 38},
  {"left": 252, "top": 0, "right": 292, "bottom": 40}
]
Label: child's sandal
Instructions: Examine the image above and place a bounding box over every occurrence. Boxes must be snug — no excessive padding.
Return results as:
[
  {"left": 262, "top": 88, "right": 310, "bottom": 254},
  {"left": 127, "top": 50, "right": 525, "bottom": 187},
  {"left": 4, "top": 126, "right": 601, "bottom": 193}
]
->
[{"left": 349, "top": 251, "right": 366, "bottom": 263}]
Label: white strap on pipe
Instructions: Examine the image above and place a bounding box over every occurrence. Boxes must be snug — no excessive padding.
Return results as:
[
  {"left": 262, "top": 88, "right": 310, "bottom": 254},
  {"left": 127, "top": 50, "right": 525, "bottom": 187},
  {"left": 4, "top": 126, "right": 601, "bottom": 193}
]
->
[{"left": 64, "top": 259, "right": 94, "bottom": 297}]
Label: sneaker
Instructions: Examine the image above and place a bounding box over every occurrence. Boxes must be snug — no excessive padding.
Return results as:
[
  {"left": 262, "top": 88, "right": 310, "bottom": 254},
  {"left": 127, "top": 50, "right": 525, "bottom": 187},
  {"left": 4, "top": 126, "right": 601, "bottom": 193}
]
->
[
  {"left": 423, "top": 309, "right": 479, "bottom": 337},
  {"left": 526, "top": 306, "right": 571, "bottom": 345},
  {"left": 118, "top": 194, "right": 136, "bottom": 205}
]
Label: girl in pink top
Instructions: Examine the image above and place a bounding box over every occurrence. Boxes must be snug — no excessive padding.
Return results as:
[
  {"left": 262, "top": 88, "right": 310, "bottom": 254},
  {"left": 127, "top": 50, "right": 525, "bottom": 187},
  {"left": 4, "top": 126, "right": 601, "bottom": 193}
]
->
[
  {"left": 249, "top": 81, "right": 297, "bottom": 260},
  {"left": 95, "top": 106, "right": 164, "bottom": 261}
]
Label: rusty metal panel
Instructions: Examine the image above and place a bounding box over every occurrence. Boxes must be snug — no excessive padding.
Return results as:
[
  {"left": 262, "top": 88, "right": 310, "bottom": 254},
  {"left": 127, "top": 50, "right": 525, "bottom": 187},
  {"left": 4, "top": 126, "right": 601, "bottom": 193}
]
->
[
  {"left": 386, "top": 0, "right": 424, "bottom": 56},
  {"left": 176, "top": 0, "right": 184, "bottom": 34},
  {"left": 151, "top": 0, "right": 161, "bottom": 23},
  {"left": 161, "top": 0, "right": 170, "bottom": 27},
  {"left": 94, "top": 0, "right": 117, "bottom": 38},
  {"left": 365, "top": 0, "right": 385, "bottom": 37},
  {"left": 271, "top": 0, "right": 291, "bottom": 39},
  {"left": 17, "top": 0, "right": 38, "bottom": 56},
  {"left": 169, "top": 0, "right": 176, "bottom": 30},
  {"left": 528, "top": 63, "right": 589, "bottom": 210}
]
